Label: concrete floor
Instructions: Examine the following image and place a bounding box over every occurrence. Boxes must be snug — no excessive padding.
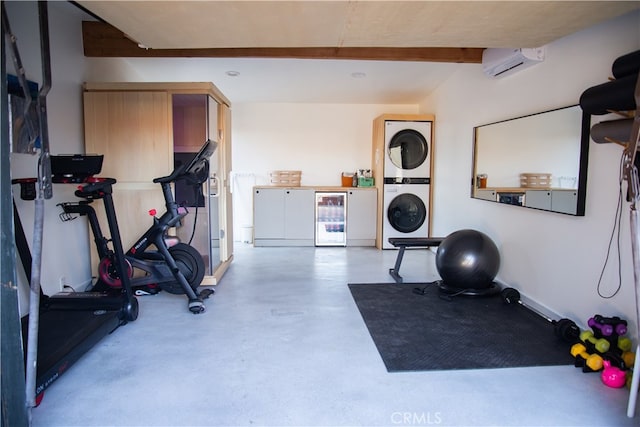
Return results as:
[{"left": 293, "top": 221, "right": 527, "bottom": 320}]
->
[{"left": 32, "top": 244, "right": 637, "bottom": 426}]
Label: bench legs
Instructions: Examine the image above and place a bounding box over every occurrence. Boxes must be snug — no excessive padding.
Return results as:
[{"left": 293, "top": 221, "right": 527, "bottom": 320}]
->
[
  {"left": 389, "top": 246, "right": 407, "bottom": 283},
  {"left": 387, "top": 238, "right": 444, "bottom": 283}
]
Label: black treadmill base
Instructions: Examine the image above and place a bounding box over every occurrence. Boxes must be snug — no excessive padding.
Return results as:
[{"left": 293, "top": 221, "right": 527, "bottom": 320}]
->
[{"left": 22, "top": 308, "right": 121, "bottom": 395}]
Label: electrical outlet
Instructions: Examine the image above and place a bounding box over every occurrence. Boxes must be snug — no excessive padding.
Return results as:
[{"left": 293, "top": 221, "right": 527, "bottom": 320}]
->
[{"left": 59, "top": 276, "right": 66, "bottom": 291}]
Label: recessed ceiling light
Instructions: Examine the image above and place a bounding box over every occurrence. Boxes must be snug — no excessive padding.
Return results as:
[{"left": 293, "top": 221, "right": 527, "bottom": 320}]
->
[
  {"left": 226, "top": 70, "right": 241, "bottom": 77},
  {"left": 351, "top": 72, "right": 366, "bottom": 78}
]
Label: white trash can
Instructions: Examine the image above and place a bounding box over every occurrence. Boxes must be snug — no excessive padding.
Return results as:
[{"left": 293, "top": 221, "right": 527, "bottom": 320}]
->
[{"left": 240, "top": 225, "right": 253, "bottom": 243}]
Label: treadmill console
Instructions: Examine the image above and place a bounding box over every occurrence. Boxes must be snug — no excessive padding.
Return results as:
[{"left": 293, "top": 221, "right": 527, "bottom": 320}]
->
[{"left": 51, "top": 154, "right": 104, "bottom": 183}]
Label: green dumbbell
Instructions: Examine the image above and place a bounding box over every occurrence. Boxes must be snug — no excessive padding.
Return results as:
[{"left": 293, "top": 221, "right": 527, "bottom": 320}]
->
[
  {"left": 580, "top": 330, "right": 610, "bottom": 354},
  {"left": 618, "top": 337, "right": 632, "bottom": 352}
]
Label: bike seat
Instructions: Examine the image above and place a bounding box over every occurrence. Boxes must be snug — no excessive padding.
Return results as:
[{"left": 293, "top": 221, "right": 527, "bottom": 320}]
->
[{"left": 75, "top": 177, "right": 116, "bottom": 199}]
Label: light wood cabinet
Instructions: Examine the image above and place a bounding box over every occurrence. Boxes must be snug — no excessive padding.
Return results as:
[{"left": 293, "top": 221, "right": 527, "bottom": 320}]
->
[
  {"left": 83, "top": 90, "right": 172, "bottom": 251},
  {"left": 83, "top": 82, "right": 232, "bottom": 284},
  {"left": 84, "top": 91, "right": 173, "bottom": 181}
]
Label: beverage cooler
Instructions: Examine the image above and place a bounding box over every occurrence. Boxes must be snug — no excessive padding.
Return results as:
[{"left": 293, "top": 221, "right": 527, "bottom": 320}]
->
[{"left": 315, "top": 192, "right": 347, "bottom": 246}]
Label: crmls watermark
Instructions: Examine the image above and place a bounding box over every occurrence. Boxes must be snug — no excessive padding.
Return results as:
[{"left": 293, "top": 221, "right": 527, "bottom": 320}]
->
[{"left": 390, "top": 411, "right": 442, "bottom": 425}]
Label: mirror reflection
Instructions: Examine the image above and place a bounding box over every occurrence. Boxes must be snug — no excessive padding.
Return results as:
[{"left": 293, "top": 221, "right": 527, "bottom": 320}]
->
[{"left": 472, "top": 105, "right": 589, "bottom": 216}]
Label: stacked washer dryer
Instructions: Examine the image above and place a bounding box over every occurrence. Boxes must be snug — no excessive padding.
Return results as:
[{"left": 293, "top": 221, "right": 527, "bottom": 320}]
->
[{"left": 372, "top": 114, "right": 434, "bottom": 249}]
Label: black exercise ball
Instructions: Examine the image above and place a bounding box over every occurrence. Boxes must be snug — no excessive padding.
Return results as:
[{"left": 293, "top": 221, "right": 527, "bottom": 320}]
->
[{"left": 435, "top": 229, "right": 500, "bottom": 290}]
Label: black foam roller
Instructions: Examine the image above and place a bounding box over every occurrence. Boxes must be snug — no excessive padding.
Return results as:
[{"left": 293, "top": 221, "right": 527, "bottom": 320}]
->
[
  {"left": 613, "top": 50, "right": 640, "bottom": 79},
  {"left": 590, "top": 118, "right": 633, "bottom": 144},
  {"left": 580, "top": 73, "right": 638, "bottom": 115}
]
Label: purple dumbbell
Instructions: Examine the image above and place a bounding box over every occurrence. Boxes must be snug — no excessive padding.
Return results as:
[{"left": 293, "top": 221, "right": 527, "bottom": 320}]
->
[
  {"left": 588, "top": 315, "right": 627, "bottom": 337},
  {"left": 588, "top": 317, "right": 613, "bottom": 336}
]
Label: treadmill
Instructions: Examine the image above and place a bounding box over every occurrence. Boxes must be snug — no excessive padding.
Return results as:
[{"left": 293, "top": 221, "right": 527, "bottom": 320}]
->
[
  {"left": 4, "top": 1, "right": 135, "bottom": 408},
  {"left": 13, "top": 158, "right": 137, "bottom": 402}
]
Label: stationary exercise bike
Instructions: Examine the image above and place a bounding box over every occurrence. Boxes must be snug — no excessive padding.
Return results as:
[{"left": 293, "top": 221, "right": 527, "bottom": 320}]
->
[{"left": 59, "top": 140, "right": 217, "bottom": 314}]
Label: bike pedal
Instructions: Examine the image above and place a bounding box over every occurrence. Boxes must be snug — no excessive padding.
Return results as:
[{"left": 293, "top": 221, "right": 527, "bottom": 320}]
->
[{"left": 199, "top": 289, "right": 215, "bottom": 300}]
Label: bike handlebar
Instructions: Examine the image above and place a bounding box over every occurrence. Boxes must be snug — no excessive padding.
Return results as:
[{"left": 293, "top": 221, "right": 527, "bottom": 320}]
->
[{"left": 153, "top": 140, "right": 217, "bottom": 184}]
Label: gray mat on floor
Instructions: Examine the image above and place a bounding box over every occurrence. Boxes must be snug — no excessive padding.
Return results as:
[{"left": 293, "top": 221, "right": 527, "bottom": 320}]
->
[{"left": 348, "top": 282, "right": 574, "bottom": 372}]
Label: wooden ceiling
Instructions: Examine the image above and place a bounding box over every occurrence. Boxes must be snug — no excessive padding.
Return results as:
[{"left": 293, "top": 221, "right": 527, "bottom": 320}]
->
[{"left": 76, "top": 1, "right": 640, "bottom": 63}]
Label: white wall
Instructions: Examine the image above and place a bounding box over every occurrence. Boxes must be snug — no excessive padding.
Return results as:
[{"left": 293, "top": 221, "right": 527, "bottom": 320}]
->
[
  {"left": 230, "top": 102, "right": 418, "bottom": 234},
  {"left": 421, "top": 10, "right": 640, "bottom": 336},
  {"left": 232, "top": 103, "right": 418, "bottom": 185},
  {"left": 6, "top": 1, "right": 93, "bottom": 304}
]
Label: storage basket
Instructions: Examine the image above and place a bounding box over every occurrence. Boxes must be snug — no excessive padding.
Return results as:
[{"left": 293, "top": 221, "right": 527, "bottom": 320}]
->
[
  {"left": 269, "top": 170, "right": 302, "bottom": 187},
  {"left": 357, "top": 177, "right": 375, "bottom": 187},
  {"left": 520, "top": 173, "right": 552, "bottom": 188}
]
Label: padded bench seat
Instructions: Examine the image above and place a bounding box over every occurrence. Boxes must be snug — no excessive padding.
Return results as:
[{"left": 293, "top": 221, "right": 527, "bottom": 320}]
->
[{"left": 388, "top": 237, "right": 444, "bottom": 283}]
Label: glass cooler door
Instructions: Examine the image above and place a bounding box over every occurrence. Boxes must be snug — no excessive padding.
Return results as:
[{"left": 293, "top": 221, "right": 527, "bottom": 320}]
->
[{"left": 315, "top": 192, "right": 347, "bottom": 246}]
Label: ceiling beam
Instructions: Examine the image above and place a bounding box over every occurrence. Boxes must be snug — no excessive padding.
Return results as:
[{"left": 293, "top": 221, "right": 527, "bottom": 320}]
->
[{"left": 82, "top": 21, "right": 484, "bottom": 63}]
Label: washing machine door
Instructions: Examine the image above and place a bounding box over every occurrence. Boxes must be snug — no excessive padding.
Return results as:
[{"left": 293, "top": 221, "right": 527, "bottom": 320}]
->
[
  {"left": 387, "top": 193, "right": 427, "bottom": 233},
  {"left": 388, "top": 129, "right": 429, "bottom": 171}
]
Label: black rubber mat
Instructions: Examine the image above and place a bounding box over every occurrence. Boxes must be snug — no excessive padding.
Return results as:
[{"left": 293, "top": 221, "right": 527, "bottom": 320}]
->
[{"left": 349, "top": 282, "right": 574, "bottom": 372}]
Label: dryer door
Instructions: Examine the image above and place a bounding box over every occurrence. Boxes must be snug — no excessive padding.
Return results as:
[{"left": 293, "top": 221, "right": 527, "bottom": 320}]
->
[
  {"left": 387, "top": 193, "right": 427, "bottom": 233},
  {"left": 388, "top": 129, "right": 429, "bottom": 171}
]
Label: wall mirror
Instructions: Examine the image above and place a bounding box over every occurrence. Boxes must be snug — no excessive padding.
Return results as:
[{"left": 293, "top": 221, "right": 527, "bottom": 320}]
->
[{"left": 472, "top": 105, "right": 590, "bottom": 216}]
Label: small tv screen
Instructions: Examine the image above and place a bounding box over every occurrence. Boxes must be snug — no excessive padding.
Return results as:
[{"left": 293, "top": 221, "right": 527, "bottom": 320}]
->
[{"left": 174, "top": 153, "right": 205, "bottom": 207}]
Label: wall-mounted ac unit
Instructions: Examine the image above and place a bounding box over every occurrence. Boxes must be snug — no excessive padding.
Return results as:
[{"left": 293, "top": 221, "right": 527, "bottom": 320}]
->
[{"left": 482, "top": 47, "right": 546, "bottom": 78}]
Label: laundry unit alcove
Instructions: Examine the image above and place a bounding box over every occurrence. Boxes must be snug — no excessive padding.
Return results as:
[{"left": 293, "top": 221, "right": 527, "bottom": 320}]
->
[{"left": 372, "top": 114, "right": 435, "bottom": 249}]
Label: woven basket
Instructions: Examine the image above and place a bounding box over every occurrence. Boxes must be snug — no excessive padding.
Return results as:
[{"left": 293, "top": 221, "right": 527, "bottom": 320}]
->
[
  {"left": 269, "top": 170, "right": 302, "bottom": 186},
  {"left": 520, "top": 173, "right": 552, "bottom": 188}
]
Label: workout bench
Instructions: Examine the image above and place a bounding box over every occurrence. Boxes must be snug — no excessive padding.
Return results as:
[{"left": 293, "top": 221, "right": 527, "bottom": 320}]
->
[{"left": 388, "top": 237, "right": 444, "bottom": 283}]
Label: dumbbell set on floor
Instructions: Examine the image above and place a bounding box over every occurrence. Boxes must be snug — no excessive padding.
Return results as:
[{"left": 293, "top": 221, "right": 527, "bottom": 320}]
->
[
  {"left": 500, "top": 287, "right": 636, "bottom": 388},
  {"left": 575, "top": 329, "right": 634, "bottom": 369},
  {"left": 573, "top": 326, "right": 636, "bottom": 390},
  {"left": 574, "top": 315, "right": 635, "bottom": 388}
]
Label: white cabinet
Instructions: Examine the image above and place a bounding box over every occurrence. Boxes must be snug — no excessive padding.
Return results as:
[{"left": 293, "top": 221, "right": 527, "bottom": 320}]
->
[
  {"left": 551, "top": 190, "right": 578, "bottom": 215},
  {"left": 286, "top": 189, "right": 315, "bottom": 240},
  {"left": 475, "top": 189, "right": 497, "bottom": 202},
  {"left": 254, "top": 187, "right": 377, "bottom": 247},
  {"left": 524, "top": 190, "right": 552, "bottom": 210},
  {"left": 346, "top": 189, "right": 377, "bottom": 246},
  {"left": 523, "top": 189, "right": 578, "bottom": 214},
  {"left": 253, "top": 188, "right": 315, "bottom": 246},
  {"left": 254, "top": 188, "right": 285, "bottom": 239}
]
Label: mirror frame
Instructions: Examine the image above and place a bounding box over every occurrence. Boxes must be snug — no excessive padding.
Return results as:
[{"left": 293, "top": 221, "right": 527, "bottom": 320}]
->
[{"left": 471, "top": 105, "right": 590, "bottom": 216}]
